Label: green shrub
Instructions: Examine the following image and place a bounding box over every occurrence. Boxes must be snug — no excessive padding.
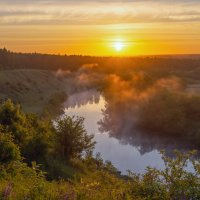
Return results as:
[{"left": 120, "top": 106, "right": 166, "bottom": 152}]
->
[
  {"left": 0, "top": 99, "right": 29, "bottom": 146},
  {"left": 0, "top": 131, "right": 21, "bottom": 164},
  {"left": 55, "top": 116, "right": 96, "bottom": 160}
]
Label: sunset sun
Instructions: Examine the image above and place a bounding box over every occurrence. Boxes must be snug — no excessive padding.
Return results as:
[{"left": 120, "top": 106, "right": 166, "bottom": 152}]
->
[{"left": 114, "top": 42, "right": 124, "bottom": 52}]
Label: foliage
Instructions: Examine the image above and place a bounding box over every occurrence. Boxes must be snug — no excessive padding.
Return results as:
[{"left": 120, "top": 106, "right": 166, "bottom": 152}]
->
[
  {"left": 0, "top": 100, "right": 96, "bottom": 176},
  {"left": 0, "top": 100, "right": 54, "bottom": 164},
  {"left": 0, "top": 161, "right": 73, "bottom": 200},
  {"left": 138, "top": 88, "right": 200, "bottom": 136},
  {"left": 0, "top": 99, "right": 28, "bottom": 146},
  {"left": 42, "top": 91, "right": 67, "bottom": 119},
  {"left": 55, "top": 116, "right": 96, "bottom": 159},
  {"left": 0, "top": 150, "right": 199, "bottom": 199},
  {"left": 0, "top": 130, "right": 21, "bottom": 164},
  {"left": 129, "top": 151, "right": 200, "bottom": 200},
  {"left": 23, "top": 114, "right": 54, "bottom": 163},
  {"left": 0, "top": 100, "right": 200, "bottom": 199}
]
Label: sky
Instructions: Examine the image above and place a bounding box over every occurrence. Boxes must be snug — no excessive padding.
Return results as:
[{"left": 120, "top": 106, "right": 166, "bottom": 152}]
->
[{"left": 1, "top": 0, "right": 200, "bottom": 56}]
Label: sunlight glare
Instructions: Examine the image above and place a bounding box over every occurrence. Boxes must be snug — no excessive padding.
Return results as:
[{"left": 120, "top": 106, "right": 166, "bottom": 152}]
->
[{"left": 114, "top": 42, "right": 124, "bottom": 52}]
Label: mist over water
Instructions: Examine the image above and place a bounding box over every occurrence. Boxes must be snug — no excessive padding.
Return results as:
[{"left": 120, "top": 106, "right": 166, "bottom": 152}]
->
[
  {"left": 57, "top": 59, "right": 200, "bottom": 174},
  {"left": 65, "top": 90, "right": 175, "bottom": 174}
]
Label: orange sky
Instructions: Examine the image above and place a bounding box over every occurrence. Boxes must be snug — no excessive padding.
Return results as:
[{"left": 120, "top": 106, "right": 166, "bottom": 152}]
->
[{"left": 1, "top": 1, "right": 200, "bottom": 56}]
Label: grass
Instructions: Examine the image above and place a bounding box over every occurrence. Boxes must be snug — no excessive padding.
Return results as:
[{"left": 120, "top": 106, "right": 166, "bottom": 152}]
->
[{"left": 0, "top": 69, "right": 69, "bottom": 114}]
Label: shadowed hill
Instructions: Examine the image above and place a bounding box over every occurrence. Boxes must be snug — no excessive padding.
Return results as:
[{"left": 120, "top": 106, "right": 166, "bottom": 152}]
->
[{"left": 0, "top": 69, "right": 69, "bottom": 113}]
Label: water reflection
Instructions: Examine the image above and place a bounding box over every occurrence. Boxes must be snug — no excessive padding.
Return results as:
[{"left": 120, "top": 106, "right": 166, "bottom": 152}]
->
[
  {"left": 64, "top": 89, "right": 100, "bottom": 109},
  {"left": 64, "top": 90, "right": 197, "bottom": 173},
  {"left": 99, "top": 91, "right": 200, "bottom": 158}
]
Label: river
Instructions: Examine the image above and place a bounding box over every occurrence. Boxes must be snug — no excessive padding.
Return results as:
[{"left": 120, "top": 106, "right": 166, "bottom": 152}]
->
[{"left": 64, "top": 89, "right": 194, "bottom": 174}]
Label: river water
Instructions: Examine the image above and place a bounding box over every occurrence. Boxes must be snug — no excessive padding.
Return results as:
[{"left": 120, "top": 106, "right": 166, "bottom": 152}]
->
[{"left": 64, "top": 89, "right": 194, "bottom": 174}]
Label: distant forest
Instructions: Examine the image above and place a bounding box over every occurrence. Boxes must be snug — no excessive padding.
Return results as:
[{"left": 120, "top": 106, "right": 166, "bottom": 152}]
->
[{"left": 1, "top": 48, "right": 200, "bottom": 72}]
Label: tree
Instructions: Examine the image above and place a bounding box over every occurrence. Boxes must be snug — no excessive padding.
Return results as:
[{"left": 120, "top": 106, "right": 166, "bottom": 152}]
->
[
  {"left": 55, "top": 116, "right": 95, "bottom": 159},
  {"left": 0, "top": 99, "right": 28, "bottom": 146},
  {"left": 0, "top": 100, "right": 54, "bottom": 163},
  {"left": 0, "top": 129, "right": 21, "bottom": 164},
  {"left": 23, "top": 114, "right": 54, "bottom": 163}
]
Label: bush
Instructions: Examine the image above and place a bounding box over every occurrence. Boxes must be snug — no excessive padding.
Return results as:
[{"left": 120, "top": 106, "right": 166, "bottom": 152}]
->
[
  {"left": 55, "top": 116, "right": 96, "bottom": 160},
  {"left": 23, "top": 114, "right": 54, "bottom": 163},
  {"left": 0, "top": 130, "right": 21, "bottom": 164},
  {"left": 0, "top": 99, "right": 28, "bottom": 146},
  {"left": 0, "top": 100, "right": 54, "bottom": 164},
  {"left": 129, "top": 151, "right": 200, "bottom": 200}
]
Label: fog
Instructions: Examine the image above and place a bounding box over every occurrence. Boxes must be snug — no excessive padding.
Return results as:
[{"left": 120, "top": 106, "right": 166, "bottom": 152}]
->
[{"left": 61, "top": 64, "right": 200, "bottom": 157}]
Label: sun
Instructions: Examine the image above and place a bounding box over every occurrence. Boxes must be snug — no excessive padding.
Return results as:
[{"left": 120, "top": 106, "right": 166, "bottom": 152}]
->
[{"left": 114, "top": 42, "right": 124, "bottom": 52}]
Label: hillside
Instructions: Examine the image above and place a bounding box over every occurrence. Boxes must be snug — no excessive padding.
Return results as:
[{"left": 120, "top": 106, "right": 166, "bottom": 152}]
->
[{"left": 0, "top": 69, "right": 69, "bottom": 113}]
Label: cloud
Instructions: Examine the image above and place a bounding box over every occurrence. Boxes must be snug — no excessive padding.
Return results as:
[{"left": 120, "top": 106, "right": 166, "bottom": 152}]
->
[
  {"left": 2, "top": 0, "right": 200, "bottom": 2},
  {"left": 0, "top": 0, "right": 200, "bottom": 25}
]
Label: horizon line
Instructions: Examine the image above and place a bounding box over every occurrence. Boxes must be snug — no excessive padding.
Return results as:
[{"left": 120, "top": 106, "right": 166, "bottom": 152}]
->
[{"left": 1, "top": 48, "right": 200, "bottom": 58}]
